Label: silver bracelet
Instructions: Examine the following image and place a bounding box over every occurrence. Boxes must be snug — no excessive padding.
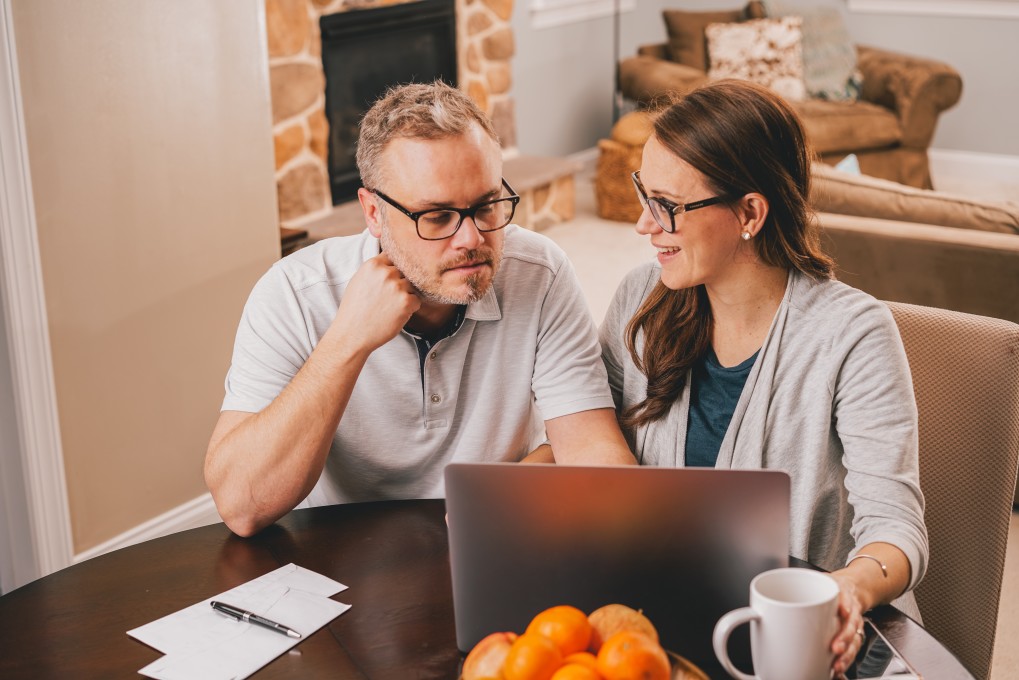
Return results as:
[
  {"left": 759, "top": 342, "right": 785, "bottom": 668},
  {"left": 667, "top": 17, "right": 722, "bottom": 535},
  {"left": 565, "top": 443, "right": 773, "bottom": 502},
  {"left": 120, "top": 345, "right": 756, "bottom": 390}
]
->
[{"left": 848, "top": 553, "right": 888, "bottom": 578}]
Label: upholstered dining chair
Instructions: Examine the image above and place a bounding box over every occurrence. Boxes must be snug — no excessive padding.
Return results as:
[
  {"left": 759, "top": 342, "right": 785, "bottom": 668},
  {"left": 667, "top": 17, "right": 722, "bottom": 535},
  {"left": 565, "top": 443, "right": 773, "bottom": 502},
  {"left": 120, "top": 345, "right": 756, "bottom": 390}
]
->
[{"left": 886, "top": 301, "right": 1019, "bottom": 680}]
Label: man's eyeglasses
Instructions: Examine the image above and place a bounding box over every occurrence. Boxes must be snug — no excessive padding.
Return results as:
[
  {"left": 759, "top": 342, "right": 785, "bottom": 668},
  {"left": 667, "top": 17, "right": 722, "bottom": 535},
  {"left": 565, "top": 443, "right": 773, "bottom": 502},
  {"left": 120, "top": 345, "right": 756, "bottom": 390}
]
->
[
  {"left": 372, "top": 178, "right": 521, "bottom": 241},
  {"left": 631, "top": 171, "right": 735, "bottom": 233}
]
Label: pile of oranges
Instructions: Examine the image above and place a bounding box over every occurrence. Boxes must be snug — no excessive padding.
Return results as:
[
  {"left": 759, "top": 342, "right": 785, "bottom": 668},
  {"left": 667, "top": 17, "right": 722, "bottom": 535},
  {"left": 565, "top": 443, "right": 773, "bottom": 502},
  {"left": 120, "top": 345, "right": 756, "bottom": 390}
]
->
[{"left": 461, "top": 603, "right": 671, "bottom": 680}]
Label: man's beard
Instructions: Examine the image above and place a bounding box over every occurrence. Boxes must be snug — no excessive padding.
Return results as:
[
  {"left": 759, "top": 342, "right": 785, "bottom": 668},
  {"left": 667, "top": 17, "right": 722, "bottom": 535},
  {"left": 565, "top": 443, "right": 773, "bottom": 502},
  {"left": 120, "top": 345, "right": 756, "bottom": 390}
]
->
[{"left": 379, "top": 221, "right": 501, "bottom": 305}]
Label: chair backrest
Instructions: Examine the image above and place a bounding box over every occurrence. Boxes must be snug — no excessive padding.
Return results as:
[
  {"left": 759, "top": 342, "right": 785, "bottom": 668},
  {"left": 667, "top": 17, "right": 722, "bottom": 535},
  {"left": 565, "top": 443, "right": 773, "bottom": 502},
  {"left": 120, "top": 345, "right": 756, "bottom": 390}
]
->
[{"left": 886, "top": 301, "right": 1019, "bottom": 679}]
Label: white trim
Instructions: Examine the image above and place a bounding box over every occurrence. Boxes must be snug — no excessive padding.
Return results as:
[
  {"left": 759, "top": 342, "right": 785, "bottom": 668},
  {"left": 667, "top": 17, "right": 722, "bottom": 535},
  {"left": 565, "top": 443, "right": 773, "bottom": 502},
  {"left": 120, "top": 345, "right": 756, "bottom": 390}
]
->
[
  {"left": 531, "top": 0, "right": 634, "bottom": 30},
  {"left": 929, "top": 148, "right": 1019, "bottom": 188},
  {"left": 847, "top": 0, "right": 1019, "bottom": 19},
  {"left": 0, "top": 0, "right": 73, "bottom": 580},
  {"left": 73, "top": 493, "right": 222, "bottom": 564}
]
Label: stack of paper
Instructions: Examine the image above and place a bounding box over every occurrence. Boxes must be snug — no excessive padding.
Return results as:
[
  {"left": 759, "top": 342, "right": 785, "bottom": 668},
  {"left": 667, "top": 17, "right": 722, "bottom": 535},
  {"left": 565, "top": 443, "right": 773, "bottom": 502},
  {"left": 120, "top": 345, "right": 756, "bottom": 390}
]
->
[{"left": 128, "top": 563, "right": 351, "bottom": 680}]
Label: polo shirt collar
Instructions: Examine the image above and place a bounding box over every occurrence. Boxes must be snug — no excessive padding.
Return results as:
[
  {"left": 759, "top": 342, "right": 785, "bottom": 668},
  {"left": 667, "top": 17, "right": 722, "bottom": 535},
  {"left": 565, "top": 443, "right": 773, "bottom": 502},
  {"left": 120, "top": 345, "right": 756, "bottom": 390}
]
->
[{"left": 465, "top": 282, "right": 501, "bottom": 321}]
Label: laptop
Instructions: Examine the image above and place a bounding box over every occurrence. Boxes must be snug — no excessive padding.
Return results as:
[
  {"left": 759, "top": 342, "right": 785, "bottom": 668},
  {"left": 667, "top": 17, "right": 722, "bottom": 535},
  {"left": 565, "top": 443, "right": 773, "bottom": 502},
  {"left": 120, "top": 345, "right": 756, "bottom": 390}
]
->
[{"left": 444, "top": 463, "right": 789, "bottom": 670}]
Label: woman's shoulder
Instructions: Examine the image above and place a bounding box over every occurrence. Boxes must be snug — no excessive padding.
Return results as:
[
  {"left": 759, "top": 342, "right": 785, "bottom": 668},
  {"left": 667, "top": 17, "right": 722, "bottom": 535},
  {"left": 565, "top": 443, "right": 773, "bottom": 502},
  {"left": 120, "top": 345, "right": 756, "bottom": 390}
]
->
[
  {"left": 788, "top": 272, "right": 895, "bottom": 328},
  {"left": 782, "top": 273, "right": 904, "bottom": 366},
  {"left": 615, "top": 261, "right": 661, "bottom": 305},
  {"left": 600, "top": 262, "right": 659, "bottom": 339}
]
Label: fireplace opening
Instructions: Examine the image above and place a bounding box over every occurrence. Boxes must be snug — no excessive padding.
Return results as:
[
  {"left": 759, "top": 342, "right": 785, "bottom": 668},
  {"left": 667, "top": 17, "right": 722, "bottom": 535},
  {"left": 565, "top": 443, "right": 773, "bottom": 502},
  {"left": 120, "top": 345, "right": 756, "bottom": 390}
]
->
[{"left": 320, "top": 0, "right": 457, "bottom": 205}]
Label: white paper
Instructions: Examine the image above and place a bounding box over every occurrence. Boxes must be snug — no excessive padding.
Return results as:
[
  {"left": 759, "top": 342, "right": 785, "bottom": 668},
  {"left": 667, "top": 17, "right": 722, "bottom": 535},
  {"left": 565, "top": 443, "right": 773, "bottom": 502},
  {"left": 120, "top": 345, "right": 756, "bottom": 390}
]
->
[{"left": 128, "top": 563, "right": 351, "bottom": 680}]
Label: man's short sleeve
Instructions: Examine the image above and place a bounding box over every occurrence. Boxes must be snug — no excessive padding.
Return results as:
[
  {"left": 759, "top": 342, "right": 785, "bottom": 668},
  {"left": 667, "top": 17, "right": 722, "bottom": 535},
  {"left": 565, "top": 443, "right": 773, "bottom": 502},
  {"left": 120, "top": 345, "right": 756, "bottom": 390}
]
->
[
  {"left": 530, "top": 256, "right": 615, "bottom": 420},
  {"left": 221, "top": 264, "right": 318, "bottom": 413}
]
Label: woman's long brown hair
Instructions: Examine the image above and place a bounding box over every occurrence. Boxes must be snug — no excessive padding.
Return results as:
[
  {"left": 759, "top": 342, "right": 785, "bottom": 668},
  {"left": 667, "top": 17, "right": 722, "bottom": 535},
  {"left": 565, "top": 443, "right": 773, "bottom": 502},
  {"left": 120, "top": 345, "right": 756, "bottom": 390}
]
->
[{"left": 622, "top": 80, "right": 834, "bottom": 429}]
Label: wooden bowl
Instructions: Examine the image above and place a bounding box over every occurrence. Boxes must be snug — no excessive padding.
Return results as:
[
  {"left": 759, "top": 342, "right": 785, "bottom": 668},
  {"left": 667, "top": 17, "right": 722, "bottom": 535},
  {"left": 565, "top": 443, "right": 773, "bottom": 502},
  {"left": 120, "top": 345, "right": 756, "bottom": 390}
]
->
[
  {"left": 667, "top": 650, "right": 711, "bottom": 680},
  {"left": 459, "top": 648, "right": 710, "bottom": 680}
]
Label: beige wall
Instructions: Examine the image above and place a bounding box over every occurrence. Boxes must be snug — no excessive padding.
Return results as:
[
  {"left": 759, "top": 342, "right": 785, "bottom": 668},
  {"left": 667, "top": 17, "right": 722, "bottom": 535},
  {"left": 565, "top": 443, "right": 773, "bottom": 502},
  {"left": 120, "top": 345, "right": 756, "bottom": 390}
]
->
[{"left": 12, "top": 0, "right": 280, "bottom": 553}]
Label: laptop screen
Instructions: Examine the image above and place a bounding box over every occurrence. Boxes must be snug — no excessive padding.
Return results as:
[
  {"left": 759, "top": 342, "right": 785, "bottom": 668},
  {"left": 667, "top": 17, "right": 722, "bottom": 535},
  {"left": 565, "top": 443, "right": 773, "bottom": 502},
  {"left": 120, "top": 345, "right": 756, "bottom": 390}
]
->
[{"left": 445, "top": 463, "right": 789, "bottom": 671}]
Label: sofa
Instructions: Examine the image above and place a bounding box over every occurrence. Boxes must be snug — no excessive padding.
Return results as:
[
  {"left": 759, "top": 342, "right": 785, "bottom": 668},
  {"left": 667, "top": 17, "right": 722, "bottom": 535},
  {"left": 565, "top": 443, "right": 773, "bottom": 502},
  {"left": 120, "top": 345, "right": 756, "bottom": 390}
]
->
[
  {"left": 618, "top": 4, "right": 963, "bottom": 189},
  {"left": 811, "top": 163, "right": 1019, "bottom": 328}
]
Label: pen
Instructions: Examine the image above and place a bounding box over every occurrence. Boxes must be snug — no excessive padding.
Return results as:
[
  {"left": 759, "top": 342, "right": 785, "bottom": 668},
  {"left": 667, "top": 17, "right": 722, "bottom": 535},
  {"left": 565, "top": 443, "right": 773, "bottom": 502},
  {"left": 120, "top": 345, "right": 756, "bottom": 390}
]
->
[{"left": 210, "top": 601, "right": 302, "bottom": 638}]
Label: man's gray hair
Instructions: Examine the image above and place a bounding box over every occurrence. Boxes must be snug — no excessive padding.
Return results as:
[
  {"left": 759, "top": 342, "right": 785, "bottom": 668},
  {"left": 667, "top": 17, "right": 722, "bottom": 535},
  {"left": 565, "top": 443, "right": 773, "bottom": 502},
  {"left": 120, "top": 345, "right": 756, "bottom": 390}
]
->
[{"left": 355, "top": 80, "right": 500, "bottom": 191}]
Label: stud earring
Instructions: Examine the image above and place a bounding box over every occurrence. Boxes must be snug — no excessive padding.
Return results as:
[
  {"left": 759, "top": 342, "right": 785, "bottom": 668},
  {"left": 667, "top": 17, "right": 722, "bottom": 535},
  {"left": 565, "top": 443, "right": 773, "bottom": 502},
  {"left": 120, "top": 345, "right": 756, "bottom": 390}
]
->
[{"left": 741, "top": 231, "right": 752, "bottom": 241}]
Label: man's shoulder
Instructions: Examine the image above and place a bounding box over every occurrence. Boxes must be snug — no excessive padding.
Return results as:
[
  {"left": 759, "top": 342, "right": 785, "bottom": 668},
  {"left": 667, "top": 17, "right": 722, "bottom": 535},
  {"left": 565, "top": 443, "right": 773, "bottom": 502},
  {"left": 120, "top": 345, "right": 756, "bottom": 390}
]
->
[
  {"left": 273, "top": 230, "right": 375, "bottom": 292},
  {"left": 500, "top": 225, "right": 569, "bottom": 274}
]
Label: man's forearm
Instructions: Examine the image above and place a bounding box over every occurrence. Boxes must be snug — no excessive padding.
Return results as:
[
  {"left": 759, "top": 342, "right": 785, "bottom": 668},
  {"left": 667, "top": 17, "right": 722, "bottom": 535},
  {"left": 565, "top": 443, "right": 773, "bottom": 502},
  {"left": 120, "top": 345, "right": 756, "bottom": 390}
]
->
[{"left": 205, "top": 333, "right": 371, "bottom": 536}]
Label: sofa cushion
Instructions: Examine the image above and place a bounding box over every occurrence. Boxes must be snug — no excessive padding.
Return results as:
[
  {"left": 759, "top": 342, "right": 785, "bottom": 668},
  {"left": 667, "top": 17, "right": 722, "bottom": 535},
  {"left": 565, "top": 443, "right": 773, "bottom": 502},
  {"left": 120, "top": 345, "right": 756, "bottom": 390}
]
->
[
  {"left": 820, "top": 212, "right": 1019, "bottom": 324},
  {"left": 764, "top": 1, "right": 862, "bottom": 101},
  {"left": 794, "top": 98, "right": 901, "bottom": 154},
  {"left": 706, "top": 17, "right": 807, "bottom": 101},
  {"left": 619, "top": 55, "right": 709, "bottom": 107},
  {"left": 663, "top": 2, "right": 766, "bottom": 71},
  {"left": 812, "top": 163, "right": 1019, "bottom": 235}
]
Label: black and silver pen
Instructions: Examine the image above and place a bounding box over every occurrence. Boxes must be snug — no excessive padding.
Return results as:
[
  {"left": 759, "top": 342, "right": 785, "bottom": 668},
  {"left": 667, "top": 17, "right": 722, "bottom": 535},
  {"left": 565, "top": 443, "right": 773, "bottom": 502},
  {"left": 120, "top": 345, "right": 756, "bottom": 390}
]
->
[{"left": 210, "top": 601, "right": 302, "bottom": 638}]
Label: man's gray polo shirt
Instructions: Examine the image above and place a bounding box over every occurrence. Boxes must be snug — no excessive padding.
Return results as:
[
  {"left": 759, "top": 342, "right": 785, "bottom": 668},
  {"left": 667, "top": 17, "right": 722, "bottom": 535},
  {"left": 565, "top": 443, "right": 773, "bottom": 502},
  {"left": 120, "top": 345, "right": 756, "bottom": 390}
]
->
[{"left": 222, "top": 225, "right": 614, "bottom": 505}]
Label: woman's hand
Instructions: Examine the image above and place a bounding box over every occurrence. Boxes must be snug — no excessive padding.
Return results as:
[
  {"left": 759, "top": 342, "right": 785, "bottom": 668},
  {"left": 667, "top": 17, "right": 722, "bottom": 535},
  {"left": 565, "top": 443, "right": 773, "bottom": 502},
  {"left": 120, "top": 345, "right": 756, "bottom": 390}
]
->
[{"left": 828, "top": 572, "right": 866, "bottom": 677}]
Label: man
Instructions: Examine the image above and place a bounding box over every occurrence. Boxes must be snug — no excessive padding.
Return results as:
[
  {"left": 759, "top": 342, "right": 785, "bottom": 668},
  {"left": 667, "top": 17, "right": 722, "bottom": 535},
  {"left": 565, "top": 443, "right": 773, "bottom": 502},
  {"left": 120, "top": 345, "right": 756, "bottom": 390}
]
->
[{"left": 205, "top": 81, "right": 634, "bottom": 537}]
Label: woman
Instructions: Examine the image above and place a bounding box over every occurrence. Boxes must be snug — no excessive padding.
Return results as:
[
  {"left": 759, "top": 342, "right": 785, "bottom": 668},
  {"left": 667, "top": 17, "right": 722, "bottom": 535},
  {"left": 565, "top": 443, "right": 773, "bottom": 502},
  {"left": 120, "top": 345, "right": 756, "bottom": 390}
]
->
[{"left": 599, "top": 80, "right": 927, "bottom": 676}]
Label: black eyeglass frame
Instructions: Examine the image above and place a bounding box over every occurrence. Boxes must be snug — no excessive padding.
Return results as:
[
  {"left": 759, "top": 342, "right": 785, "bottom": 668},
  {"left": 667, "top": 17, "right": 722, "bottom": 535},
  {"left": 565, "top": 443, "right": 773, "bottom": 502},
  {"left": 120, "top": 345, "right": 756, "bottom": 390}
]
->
[
  {"left": 631, "top": 171, "right": 736, "bottom": 233},
  {"left": 371, "top": 178, "right": 521, "bottom": 241}
]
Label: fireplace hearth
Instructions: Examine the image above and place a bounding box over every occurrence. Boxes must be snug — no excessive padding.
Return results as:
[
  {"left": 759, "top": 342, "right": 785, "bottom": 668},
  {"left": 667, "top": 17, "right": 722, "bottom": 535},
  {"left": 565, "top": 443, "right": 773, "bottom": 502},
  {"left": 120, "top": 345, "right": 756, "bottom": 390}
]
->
[{"left": 320, "top": 0, "right": 456, "bottom": 204}]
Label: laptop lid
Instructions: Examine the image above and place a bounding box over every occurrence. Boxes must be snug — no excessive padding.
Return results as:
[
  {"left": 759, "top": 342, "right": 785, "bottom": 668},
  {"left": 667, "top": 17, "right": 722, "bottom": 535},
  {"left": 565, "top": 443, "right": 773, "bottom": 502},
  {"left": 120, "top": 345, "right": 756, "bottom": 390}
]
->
[{"left": 444, "top": 463, "right": 789, "bottom": 668}]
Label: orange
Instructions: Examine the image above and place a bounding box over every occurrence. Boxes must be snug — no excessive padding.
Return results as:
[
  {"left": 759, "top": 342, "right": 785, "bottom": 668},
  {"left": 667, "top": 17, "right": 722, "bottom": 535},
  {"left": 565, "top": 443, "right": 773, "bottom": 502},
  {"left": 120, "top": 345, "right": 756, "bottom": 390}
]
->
[
  {"left": 562, "top": 652, "right": 600, "bottom": 672},
  {"left": 525, "top": 605, "right": 593, "bottom": 656},
  {"left": 595, "top": 631, "right": 670, "bottom": 680},
  {"left": 550, "top": 664, "right": 604, "bottom": 680},
  {"left": 502, "top": 632, "right": 564, "bottom": 680}
]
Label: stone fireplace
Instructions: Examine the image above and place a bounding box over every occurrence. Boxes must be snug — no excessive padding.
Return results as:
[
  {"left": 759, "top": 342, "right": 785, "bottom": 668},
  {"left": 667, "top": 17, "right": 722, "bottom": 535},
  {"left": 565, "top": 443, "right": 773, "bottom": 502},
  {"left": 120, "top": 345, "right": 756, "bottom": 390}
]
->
[
  {"left": 319, "top": 0, "right": 457, "bottom": 204},
  {"left": 266, "top": 0, "right": 517, "bottom": 226}
]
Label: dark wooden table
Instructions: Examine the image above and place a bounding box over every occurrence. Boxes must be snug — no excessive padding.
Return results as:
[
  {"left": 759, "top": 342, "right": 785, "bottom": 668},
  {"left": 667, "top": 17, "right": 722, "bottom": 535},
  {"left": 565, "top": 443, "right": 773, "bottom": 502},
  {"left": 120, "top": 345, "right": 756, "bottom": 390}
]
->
[{"left": 0, "top": 499, "right": 974, "bottom": 679}]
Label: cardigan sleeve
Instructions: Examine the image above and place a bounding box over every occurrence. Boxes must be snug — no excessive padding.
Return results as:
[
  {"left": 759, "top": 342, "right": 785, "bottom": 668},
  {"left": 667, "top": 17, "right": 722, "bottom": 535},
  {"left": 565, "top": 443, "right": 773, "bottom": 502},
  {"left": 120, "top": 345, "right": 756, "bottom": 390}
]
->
[{"left": 831, "top": 300, "right": 928, "bottom": 592}]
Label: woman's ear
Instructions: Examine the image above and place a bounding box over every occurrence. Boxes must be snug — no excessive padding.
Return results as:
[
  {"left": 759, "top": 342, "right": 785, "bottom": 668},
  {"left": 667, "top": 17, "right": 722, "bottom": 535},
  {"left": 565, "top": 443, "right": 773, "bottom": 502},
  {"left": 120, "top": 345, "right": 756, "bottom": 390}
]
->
[
  {"left": 358, "top": 187, "right": 384, "bottom": 238},
  {"left": 738, "top": 193, "right": 769, "bottom": 237}
]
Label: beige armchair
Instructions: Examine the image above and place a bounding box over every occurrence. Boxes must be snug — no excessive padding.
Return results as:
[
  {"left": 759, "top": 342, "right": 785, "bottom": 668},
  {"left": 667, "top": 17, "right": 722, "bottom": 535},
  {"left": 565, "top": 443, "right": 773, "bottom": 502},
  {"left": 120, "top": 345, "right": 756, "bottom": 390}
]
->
[
  {"left": 620, "top": 42, "right": 962, "bottom": 189},
  {"left": 887, "top": 302, "right": 1019, "bottom": 679}
]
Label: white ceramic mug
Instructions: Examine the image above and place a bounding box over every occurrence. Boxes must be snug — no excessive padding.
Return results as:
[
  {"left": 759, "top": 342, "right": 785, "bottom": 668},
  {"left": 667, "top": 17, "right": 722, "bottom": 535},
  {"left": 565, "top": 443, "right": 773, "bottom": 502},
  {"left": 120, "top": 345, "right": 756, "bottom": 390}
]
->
[{"left": 713, "top": 567, "right": 840, "bottom": 680}]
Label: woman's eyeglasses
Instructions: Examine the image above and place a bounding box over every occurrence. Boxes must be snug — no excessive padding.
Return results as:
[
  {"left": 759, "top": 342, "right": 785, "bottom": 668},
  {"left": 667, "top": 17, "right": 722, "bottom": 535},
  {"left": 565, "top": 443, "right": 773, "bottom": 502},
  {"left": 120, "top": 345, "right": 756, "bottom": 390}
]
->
[{"left": 631, "top": 171, "right": 735, "bottom": 233}]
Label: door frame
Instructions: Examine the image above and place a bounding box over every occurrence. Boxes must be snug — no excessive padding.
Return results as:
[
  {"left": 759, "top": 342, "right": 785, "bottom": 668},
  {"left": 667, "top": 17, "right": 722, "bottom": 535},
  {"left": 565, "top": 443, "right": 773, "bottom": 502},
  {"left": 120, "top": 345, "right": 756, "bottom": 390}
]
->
[{"left": 0, "top": 0, "right": 73, "bottom": 588}]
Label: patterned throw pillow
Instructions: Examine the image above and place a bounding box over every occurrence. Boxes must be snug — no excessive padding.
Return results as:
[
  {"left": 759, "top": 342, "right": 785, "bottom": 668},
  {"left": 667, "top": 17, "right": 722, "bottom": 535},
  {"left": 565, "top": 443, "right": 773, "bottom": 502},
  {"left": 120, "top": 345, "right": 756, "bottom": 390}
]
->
[
  {"left": 764, "top": 1, "right": 862, "bottom": 101},
  {"left": 705, "top": 17, "right": 807, "bottom": 101},
  {"left": 662, "top": 2, "right": 767, "bottom": 71}
]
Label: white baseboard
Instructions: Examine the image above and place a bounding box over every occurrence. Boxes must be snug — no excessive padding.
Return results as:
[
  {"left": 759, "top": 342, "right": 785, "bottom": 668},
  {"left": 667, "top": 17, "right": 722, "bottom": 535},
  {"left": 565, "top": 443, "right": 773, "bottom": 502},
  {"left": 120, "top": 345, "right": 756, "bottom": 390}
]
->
[
  {"left": 929, "top": 148, "right": 1019, "bottom": 189},
  {"left": 73, "top": 493, "right": 222, "bottom": 564}
]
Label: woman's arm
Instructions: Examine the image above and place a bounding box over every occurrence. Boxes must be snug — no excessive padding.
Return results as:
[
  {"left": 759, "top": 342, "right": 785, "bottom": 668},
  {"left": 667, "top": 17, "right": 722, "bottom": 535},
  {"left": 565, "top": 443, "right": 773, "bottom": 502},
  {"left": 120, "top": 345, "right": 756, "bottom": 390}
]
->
[
  {"left": 827, "top": 299, "right": 927, "bottom": 675},
  {"left": 828, "top": 542, "right": 911, "bottom": 675}
]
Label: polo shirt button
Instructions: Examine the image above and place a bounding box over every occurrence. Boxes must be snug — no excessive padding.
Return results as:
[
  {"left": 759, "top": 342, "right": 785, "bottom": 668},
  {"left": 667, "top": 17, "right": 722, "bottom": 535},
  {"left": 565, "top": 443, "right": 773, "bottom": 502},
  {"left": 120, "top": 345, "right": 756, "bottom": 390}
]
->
[
  {"left": 430, "top": 351, "right": 437, "bottom": 360},
  {"left": 430, "top": 394, "right": 441, "bottom": 403}
]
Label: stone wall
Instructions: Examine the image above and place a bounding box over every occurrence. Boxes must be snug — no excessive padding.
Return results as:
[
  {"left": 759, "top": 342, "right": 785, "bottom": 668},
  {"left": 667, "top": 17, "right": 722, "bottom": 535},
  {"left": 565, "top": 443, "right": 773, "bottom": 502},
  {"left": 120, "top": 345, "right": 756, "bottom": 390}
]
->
[{"left": 265, "top": 0, "right": 516, "bottom": 226}]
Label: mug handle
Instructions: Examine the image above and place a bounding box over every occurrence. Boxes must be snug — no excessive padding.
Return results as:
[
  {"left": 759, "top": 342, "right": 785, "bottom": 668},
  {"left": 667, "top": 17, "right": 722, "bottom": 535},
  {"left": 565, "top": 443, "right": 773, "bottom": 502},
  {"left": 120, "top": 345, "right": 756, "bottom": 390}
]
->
[{"left": 712, "top": 607, "right": 760, "bottom": 680}]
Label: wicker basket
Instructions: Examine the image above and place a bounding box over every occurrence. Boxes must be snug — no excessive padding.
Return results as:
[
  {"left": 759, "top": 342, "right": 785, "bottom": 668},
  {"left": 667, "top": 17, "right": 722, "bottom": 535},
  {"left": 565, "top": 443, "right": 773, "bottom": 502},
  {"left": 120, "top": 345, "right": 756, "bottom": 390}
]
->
[
  {"left": 595, "top": 138, "right": 643, "bottom": 223},
  {"left": 595, "top": 111, "right": 656, "bottom": 223}
]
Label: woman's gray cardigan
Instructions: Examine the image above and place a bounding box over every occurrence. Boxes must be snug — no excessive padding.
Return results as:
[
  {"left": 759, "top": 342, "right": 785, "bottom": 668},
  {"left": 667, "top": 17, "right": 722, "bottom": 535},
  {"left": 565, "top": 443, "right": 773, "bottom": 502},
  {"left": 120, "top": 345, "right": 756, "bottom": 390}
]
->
[{"left": 599, "top": 265, "right": 928, "bottom": 617}]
